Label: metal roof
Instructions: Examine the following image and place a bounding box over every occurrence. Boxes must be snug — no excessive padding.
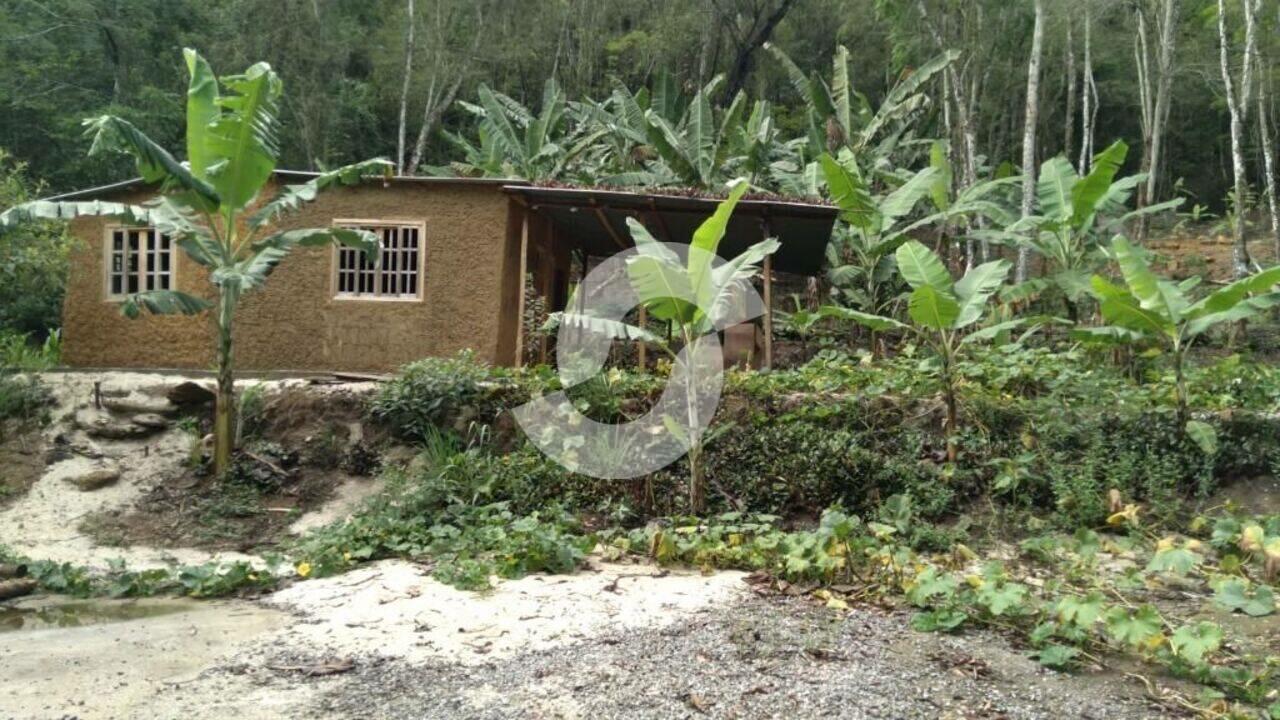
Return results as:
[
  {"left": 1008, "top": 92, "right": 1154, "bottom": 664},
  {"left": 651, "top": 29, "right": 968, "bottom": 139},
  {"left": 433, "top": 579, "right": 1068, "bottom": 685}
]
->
[{"left": 503, "top": 185, "right": 837, "bottom": 276}]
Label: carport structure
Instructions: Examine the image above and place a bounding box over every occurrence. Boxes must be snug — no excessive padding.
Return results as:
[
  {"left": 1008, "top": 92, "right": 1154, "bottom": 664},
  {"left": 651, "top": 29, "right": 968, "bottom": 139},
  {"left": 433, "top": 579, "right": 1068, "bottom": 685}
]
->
[{"left": 503, "top": 184, "right": 838, "bottom": 369}]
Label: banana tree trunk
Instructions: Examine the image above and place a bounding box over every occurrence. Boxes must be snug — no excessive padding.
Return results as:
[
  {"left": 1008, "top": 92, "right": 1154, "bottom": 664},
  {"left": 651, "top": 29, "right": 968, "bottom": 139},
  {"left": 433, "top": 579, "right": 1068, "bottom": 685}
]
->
[{"left": 213, "top": 303, "right": 236, "bottom": 477}]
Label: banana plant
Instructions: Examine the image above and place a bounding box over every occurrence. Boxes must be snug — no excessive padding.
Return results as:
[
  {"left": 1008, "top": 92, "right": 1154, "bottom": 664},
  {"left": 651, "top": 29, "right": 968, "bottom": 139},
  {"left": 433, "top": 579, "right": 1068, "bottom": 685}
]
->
[
  {"left": 0, "top": 49, "right": 391, "bottom": 476},
  {"left": 820, "top": 149, "right": 1014, "bottom": 354},
  {"left": 1076, "top": 237, "right": 1280, "bottom": 450},
  {"left": 767, "top": 43, "right": 958, "bottom": 167},
  {"left": 641, "top": 75, "right": 750, "bottom": 189},
  {"left": 1006, "top": 141, "right": 1183, "bottom": 320},
  {"left": 551, "top": 180, "right": 779, "bottom": 512},
  {"left": 775, "top": 294, "right": 824, "bottom": 357},
  {"left": 441, "top": 79, "right": 604, "bottom": 181},
  {"left": 821, "top": 240, "right": 1015, "bottom": 462}
]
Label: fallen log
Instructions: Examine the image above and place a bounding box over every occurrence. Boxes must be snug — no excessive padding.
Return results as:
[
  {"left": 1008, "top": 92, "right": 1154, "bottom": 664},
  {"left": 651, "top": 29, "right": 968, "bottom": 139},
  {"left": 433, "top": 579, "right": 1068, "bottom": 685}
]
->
[
  {"left": 0, "top": 563, "right": 28, "bottom": 580},
  {"left": 0, "top": 578, "right": 37, "bottom": 601}
]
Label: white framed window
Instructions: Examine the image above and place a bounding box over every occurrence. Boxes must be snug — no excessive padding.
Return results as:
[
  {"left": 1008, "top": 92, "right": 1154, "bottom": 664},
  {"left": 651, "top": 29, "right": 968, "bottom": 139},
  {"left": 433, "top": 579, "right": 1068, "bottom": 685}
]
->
[
  {"left": 332, "top": 220, "right": 424, "bottom": 301},
  {"left": 105, "top": 226, "right": 173, "bottom": 299}
]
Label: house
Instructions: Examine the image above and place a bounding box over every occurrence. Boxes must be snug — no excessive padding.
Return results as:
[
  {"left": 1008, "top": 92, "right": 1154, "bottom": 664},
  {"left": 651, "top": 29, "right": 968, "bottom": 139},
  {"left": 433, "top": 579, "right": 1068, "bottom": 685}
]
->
[{"left": 54, "top": 172, "right": 837, "bottom": 373}]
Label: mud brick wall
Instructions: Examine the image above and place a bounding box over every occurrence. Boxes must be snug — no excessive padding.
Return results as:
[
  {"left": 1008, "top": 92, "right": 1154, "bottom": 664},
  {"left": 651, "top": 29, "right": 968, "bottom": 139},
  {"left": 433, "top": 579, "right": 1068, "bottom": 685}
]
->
[{"left": 61, "top": 179, "right": 522, "bottom": 372}]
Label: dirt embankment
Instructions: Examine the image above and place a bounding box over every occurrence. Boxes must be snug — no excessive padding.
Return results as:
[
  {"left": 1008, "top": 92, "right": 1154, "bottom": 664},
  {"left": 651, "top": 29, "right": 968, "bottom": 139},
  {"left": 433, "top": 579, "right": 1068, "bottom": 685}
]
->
[{"left": 0, "top": 373, "right": 387, "bottom": 569}]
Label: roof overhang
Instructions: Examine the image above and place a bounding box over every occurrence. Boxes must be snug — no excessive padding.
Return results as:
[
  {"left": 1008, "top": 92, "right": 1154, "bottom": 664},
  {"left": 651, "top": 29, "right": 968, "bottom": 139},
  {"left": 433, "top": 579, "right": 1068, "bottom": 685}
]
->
[
  {"left": 46, "top": 171, "right": 528, "bottom": 201},
  {"left": 503, "top": 185, "right": 836, "bottom": 276}
]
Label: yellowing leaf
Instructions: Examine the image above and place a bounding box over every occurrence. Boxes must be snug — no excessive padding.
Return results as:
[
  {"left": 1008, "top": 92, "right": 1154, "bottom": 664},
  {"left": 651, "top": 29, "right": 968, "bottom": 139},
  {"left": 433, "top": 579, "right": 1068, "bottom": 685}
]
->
[
  {"left": 1107, "top": 504, "right": 1141, "bottom": 527},
  {"left": 295, "top": 561, "right": 312, "bottom": 578},
  {"left": 1241, "top": 524, "right": 1265, "bottom": 553}
]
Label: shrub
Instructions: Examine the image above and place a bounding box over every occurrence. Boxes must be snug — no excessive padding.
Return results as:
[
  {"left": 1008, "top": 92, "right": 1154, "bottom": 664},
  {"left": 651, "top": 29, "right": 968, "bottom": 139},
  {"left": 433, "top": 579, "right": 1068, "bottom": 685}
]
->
[
  {"left": 371, "top": 350, "right": 517, "bottom": 441},
  {"left": 0, "top": 372, "right": 53, "bottom": 427}
]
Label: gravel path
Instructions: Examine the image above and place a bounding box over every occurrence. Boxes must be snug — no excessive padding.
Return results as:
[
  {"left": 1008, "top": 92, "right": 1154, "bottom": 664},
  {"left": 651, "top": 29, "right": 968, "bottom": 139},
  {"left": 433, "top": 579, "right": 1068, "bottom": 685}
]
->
[{"left": 261, "top": 594, "right": 1167, "bottom": 719}]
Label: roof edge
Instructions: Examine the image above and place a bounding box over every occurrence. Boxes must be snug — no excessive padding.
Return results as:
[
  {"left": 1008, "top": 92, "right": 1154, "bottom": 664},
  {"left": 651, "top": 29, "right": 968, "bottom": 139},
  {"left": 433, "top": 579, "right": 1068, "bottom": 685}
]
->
[{"left": 46, "top": 171, "right": 529, "bottom": 201}]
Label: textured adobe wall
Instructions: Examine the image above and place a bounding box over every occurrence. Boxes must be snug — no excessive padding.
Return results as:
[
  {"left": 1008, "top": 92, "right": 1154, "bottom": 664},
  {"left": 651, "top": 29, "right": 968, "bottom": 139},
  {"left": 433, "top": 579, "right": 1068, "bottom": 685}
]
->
[{"left": 61, "top": 181, "right": 518, "bottom": 372}]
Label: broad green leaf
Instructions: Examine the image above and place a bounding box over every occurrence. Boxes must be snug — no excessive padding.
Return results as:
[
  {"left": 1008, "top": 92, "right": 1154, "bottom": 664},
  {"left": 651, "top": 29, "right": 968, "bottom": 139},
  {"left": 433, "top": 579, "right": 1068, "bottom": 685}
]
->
[
  {"left": 207, "top": 62, "right": 282, "bottom": 211},
  {"left": 476, "top": 84, "right": 527, "bottom": 165},
  {"left": 895, "top": 240, "right": 954, "bottom": 292},
  {"left": 1185, "top": 293, "right": 1280, "bottom": 337},
  {"left": 644, "top": 112, "right": 698, "bottom": 184},
  {"left": 1169, "top": 622, "right": 1223, "bottom": 665},
  {"left": 818, "top": 305, "right": 909, "bottom": 332},
  {"left": 547, "top": 312, "right": 662, "bottom": 344},
  {"left": 1071, "top": 140, "right": 1128, "bottom": 229},
  {"left": 1091, "top": 276, "right": 1175, "bottom": 337},
  {"left": 120, "top": 290, "right": 213, "bottom": 319},
  {"left": 704, "top": 237, "right": 781, "bottom": 329},
  {"left": 83, "top": 115, "right": 219, "bottom": 211},
  {"left": 1185, "top": 420, "right": 1218, "bottom": 456},
  {"left": 626, "top": 254, "right": 697, "bottom": 324},
  {"left": 910, "top": 608, "right": 967, "bottom": 633},
  {"left": 251, "top": 159, "right": 393, "bottom": 228},
  {"left": 1104, "top": 605, "right": 1164, "bottom": 648},
  {"left": 831, "top": 45, "right": 852, "bottom": 140},
  {"left": 954, "top": 259, "right": 1011, "bottom": 328},
  {"left": 1036, "top": 156, "right": 1079, "bottom": 223},
  {"left": 1146, "top": 543, "right": 1202, "bottom": 575},
  {"left": 1111, "top": 236, "right": 1184, "bottom": 319},
  {"left": 1035, "top": 643, "right": 1080, "bottom": 669},
  {"left": 686, "top": 79, "right": 718, "bottom": 182},
  {"left": 976, "top": 582, "right": 1029, "bottom": 616},
  {"left": 819, "top": 153, "right": 877, "bottom": 231},
  {"left": 908, "top": 285, "right": 960, "bottom": 330},
  {"left": 688, "top": 181, "right": 749, "bottom": 311},
  {"left": 905, "top": 565, "right": 957, "bottom": 606},
  {"left": 1186, "top": 265, "right": 1280, "bottom": 318},
  {"left": 183, "top": 48, "right": 219, "bottom": 180},
  {"left": 1213, "top": 578, "right": 1276, "bottom": 617},
  {"left": 1056, "top": 591, "right": 1106, "bottom": 628},
  {"left": 881, "top": 167, "right": 939, "bottom": 224}
]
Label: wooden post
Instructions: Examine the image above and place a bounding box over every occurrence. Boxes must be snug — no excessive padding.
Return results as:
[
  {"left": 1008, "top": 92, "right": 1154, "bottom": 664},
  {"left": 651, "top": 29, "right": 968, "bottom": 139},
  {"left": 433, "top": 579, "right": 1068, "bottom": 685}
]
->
[
  {"left": 762, "top": 240, "right": 774, "bottom": 371},
  {"left": 514, "top": 211, "right": 529, "bottom": 367},
  {"left": 637, "top": 305, "right": 648, "bottom": 370}
]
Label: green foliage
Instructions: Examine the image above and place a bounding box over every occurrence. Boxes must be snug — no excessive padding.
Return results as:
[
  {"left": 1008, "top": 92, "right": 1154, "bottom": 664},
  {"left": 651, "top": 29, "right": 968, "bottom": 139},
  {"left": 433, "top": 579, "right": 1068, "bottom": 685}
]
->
[
  {"left": 0, "top": 371, "right": 53, "bottom": 426},
  {"left": 0, "top": 149, "right": 72, "bottom": 339},
  {"left": 290, "top": 448, "right": 593, "bottom": 590},
  {"left": 0, "top": 329, "right": 60, "bottom": 371},
  {"left": 370, "top": 350, "right": 514, "bottom": 442}
]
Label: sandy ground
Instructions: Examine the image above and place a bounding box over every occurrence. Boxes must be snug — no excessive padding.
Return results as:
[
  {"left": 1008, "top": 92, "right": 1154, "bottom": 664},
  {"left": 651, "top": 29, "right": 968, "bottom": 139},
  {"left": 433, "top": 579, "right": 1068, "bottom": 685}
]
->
[
  {"left": 0, "top": 372, "right": 376, "bottom": 569},
  {"left": 0, "top": 565, "right": 1174, "bottom": 720}
]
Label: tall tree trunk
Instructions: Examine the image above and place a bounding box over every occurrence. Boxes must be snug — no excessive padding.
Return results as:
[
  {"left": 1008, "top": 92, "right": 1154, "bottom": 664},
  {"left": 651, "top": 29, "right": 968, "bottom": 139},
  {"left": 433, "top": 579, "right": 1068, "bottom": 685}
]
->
[
  {"left": 396, "top": 0, "right": 416, "bottom": 175},
  {"left": 1218, "top": 0, "right": 1259, "bottom": 278},
  {"left": 407, "top": 78, "right": 463, "bottom": 175},
  {"left": 1016, "top": 0, "right": 1046, "bottom": 284},
  {"left": 721, "top": 0, "right": 798, "bottom": 100},
  {"left": 1079, "top": 3, "right": 1097, "bottom": 174},
  {"left": 1064, "top": 21, "right": 1076, "bottom": 164},
  {"left": 1135, "top": 0, "right": 1178, "bottom": 243},
  {"left": 1259, "top": 85, "right": 1280, "bottom": 262},
  {"left": 918, "top": 0, "right": 980, "bottom": 268}
]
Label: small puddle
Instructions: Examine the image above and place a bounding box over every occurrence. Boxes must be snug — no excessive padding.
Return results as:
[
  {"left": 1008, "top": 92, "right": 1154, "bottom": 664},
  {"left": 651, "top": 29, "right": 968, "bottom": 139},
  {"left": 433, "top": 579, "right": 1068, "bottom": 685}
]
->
[{"left": 0, "top": 598, "right": 193, "bottom": 633}]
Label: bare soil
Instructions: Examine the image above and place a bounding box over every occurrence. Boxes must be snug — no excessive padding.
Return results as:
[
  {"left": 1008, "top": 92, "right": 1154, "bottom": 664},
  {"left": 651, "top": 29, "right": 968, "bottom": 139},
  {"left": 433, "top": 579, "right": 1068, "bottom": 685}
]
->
[
  {"left": 78, "top": 386, "right": 382, "bottom": 553},
  {"left": 0, "top": 425, "right": 44, "bottom": 510}
]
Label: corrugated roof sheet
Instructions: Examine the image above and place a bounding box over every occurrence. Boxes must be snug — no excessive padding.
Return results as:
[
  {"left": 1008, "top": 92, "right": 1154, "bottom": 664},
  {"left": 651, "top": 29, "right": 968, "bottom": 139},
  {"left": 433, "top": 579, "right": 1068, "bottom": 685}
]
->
[{"left": 503, "top": 185, "right": 837, "bottom": 276}]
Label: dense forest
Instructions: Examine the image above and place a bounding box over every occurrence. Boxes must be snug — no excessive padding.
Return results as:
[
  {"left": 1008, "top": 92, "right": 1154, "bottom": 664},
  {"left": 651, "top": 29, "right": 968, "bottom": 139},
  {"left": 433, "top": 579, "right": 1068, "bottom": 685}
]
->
[{"left": 1, "top": 0, "right": 1276, "bottom": 213}]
